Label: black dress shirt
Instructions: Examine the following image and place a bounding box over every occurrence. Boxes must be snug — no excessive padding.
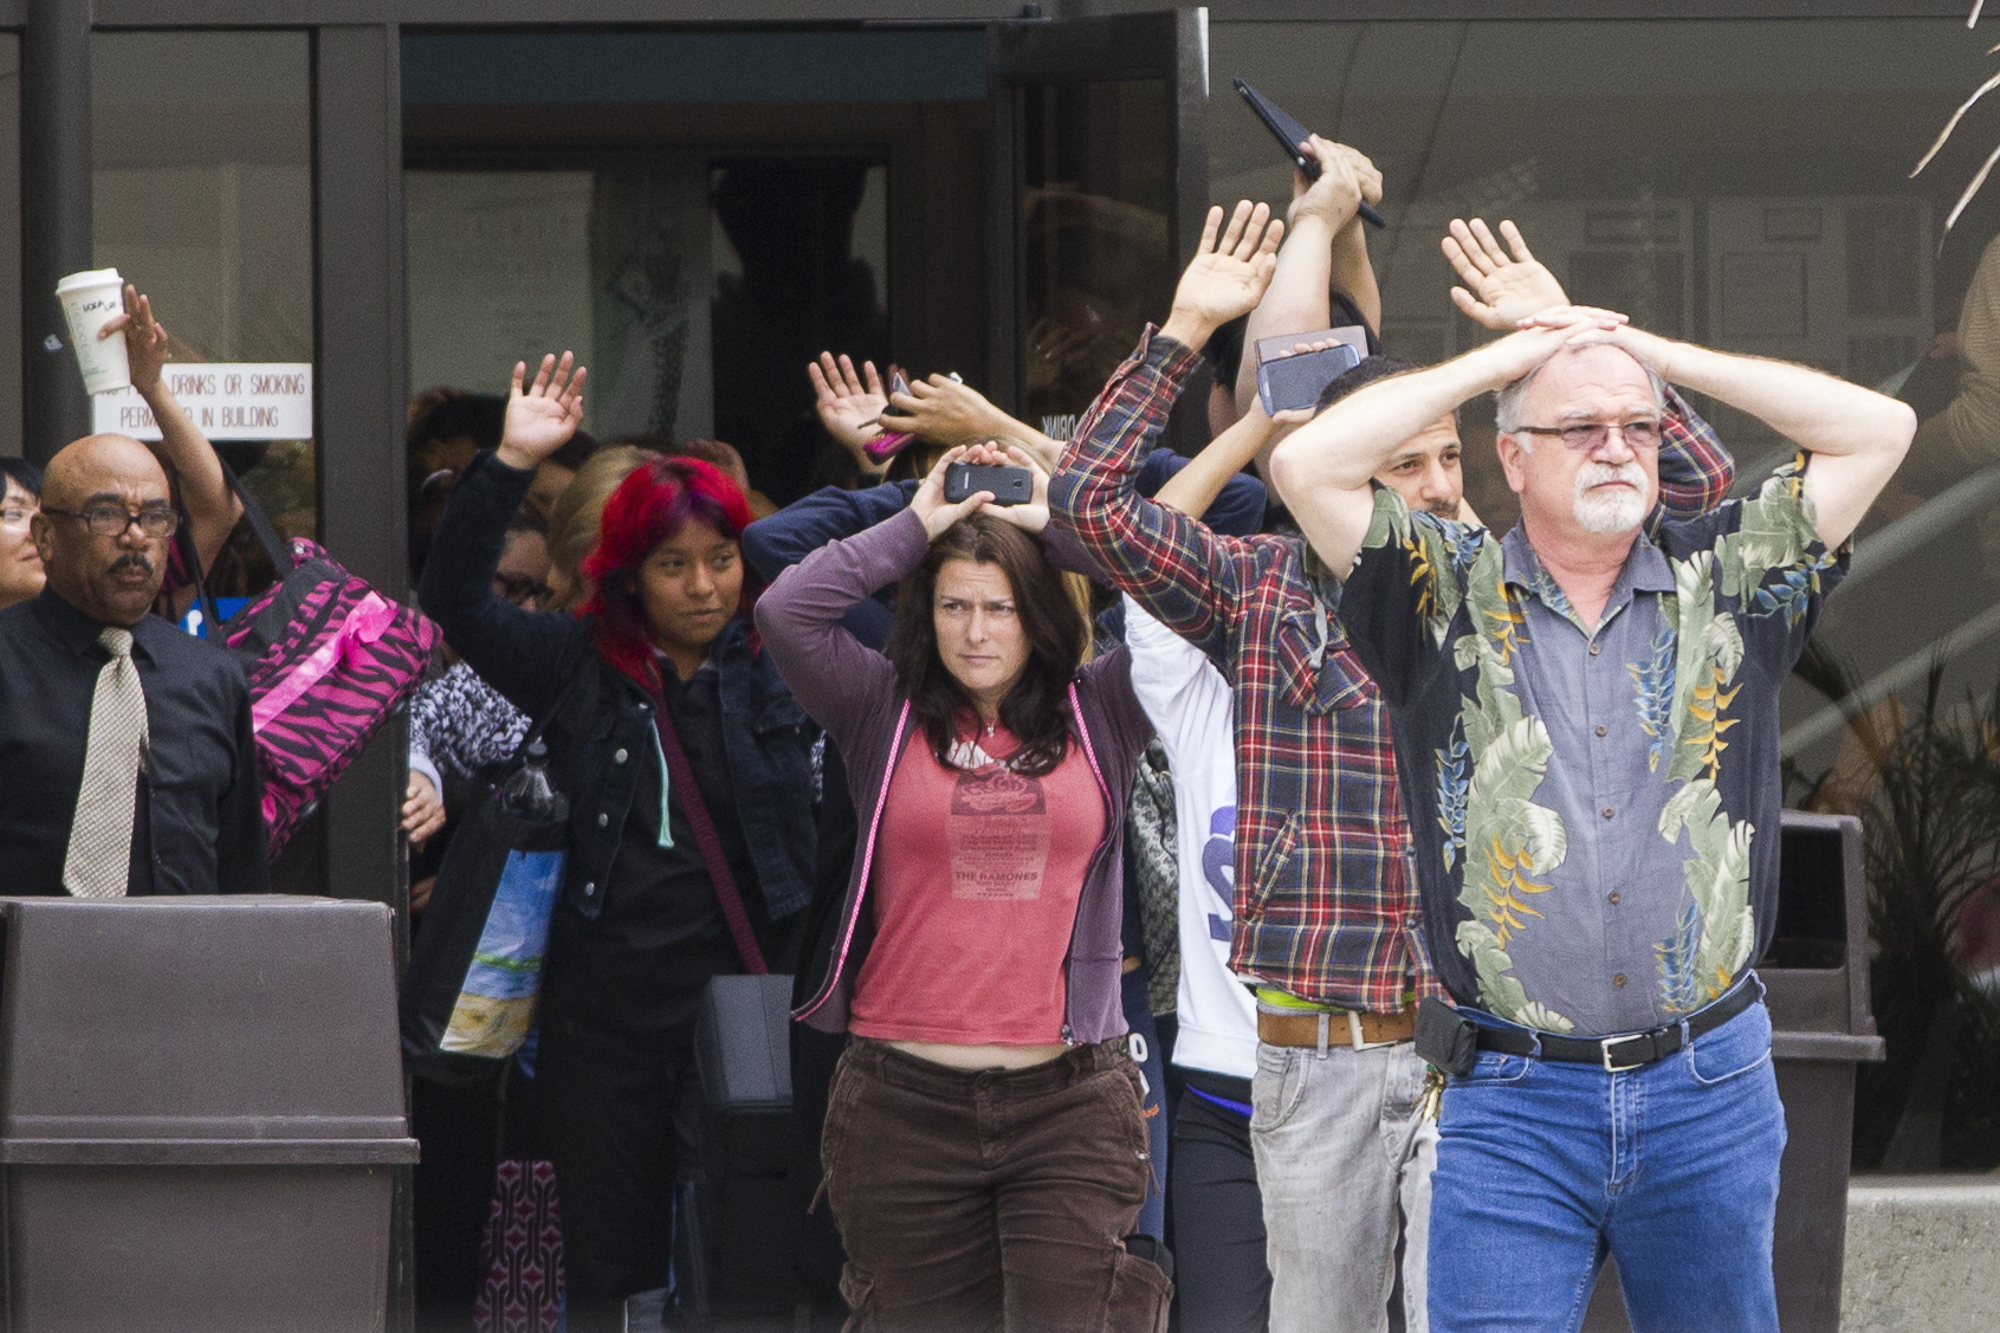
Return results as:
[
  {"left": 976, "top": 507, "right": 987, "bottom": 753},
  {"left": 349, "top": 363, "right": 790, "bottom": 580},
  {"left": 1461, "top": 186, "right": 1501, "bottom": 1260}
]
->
[{"left": 0, "top": 587, "right": 269, "bottom": 896}]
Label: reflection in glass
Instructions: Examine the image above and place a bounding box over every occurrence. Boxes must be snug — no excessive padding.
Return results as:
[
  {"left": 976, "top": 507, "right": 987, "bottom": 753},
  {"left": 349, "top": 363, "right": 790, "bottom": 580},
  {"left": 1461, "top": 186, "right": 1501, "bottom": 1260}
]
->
[
  {"left": 405, "top": 158, "right": 890, "bottom": 510},
  {"left": 1020, "top": 80, "right": 1174, "bottom": 441},
  {"left": 91, "top": 30, "right": 314, "bottom": 562}
]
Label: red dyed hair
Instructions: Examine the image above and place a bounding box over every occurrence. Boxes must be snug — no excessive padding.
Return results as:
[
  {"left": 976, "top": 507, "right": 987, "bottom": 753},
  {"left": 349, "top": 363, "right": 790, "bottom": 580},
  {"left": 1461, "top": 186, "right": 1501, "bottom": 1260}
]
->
[{"left": 581, "top": 455, "right": 758, "bottom": 693}]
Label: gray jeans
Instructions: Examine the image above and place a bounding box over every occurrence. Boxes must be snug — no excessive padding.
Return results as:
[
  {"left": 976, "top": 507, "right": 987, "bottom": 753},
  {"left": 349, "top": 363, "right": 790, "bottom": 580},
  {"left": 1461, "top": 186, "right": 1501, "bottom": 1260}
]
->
[{"left": 1250, "top": 1036, "right": 1437, "bottom": 1333}]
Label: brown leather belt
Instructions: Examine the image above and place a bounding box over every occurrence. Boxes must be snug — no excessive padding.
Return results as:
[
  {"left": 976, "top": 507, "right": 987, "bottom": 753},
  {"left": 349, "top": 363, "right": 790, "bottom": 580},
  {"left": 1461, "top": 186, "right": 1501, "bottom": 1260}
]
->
[{"left": 1258, "top": 1007, "right": 1417, "bottom": 1051}]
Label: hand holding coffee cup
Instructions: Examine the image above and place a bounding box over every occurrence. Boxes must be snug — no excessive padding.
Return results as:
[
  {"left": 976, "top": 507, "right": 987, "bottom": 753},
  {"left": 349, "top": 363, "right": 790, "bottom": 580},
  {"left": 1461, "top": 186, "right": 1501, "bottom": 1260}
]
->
[
  {"left": 55, "top": 268, "right": 132, "bottom": 395},
  {"left": 97, "top": 286, "right": 170, "bottom": 396}
]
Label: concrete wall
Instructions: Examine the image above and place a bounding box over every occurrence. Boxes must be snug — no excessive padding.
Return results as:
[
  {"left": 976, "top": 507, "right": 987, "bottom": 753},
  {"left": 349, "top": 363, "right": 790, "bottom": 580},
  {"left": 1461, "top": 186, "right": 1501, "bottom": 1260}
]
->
[{"left": 1842, "top": 1176, "right": 2000, "bottom": 1331}]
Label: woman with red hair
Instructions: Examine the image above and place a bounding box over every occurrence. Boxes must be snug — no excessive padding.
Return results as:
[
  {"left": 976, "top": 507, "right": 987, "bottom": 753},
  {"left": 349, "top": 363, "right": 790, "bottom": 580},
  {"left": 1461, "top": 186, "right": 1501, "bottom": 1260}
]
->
[{"left": 420, "top": 353, "right": 817, "bottom": 1331}]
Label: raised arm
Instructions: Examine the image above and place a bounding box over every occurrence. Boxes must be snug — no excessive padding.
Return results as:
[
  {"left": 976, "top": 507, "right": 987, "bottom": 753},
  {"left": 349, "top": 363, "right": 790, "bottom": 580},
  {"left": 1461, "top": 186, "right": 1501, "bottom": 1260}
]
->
[
  {"left": 1154, "top": 395, "right": 1301, "bottom": 521},
  {"left": 742, "top": 479, "right": 918, "bottom": 651},
  {"left": 420, "top": 353, "right": 592, "bottom": 720},
  {"left": 756, "top": 448, "right": 988, "bottom": 739},
  {"left": 1232, "top": 136, "right": 1382, "bottom": 424},
  {"left": 1589, "top": 321, "right": 1915, "bottom": 548},
  {"left": 809, "top": 352, "right": 894, "bottom": 484},
  {"left": 1271, "top": 312, "right": 1619, "bottom": 573},
  {"left": 880, "top": 374, "right": 1064, "bottom": 472},
  {"left": 104, "top": 288, "right": 242, "bottom": 575},
  {"left": 1051, "top": 202, "right": 1283, "bottom": 658}
]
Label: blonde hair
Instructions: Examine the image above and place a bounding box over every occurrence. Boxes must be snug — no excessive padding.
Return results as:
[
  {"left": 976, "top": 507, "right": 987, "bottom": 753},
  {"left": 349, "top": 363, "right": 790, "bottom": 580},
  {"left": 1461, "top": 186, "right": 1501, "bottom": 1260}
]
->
[{"left": 543, "top": 444, "right": 661, "bottom": 611}]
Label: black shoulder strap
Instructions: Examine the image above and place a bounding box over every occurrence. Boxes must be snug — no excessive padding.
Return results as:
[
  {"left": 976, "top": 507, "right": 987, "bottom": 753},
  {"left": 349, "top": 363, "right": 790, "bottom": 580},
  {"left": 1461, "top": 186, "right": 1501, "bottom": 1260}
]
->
[
  {"left": 214, "top": 453, "right": 290, "bottom": 571},
  {"left": 170, "top": 452, "right": 292, "bottom": 642}
]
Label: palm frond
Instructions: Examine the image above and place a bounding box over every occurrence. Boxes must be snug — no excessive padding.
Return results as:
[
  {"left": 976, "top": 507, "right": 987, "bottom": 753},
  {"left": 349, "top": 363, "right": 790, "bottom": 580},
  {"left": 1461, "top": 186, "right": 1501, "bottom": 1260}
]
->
[
  {"left": 1943, "top": 140, "right": 2000, "bottom": 244},
  {"left": 1911, "top": 66, "right": 2000, "bottom": 179}
]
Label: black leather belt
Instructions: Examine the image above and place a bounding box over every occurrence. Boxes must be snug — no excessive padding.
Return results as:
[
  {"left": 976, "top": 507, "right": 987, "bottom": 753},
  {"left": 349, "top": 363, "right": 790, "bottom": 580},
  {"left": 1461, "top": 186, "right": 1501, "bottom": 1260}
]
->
[{"left": 1474, "top": 979, "right": 1760, "bottom": 1072}]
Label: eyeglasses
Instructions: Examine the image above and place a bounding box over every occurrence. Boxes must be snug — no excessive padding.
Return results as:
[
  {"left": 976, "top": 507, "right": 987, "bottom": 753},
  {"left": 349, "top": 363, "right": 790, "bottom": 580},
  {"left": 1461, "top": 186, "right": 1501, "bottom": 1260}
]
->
[
  {"left": 1515, "top": 420, "right": 1662, "bottom": 452},
  {"left": 40, "top": 504, "right": 180, "bottom": 538},
  {"left": 0, "top": 504, "right": 35, "bottom": 527},
  {"left": 493, "top": 572, "right": 553, "bottom": 608}
]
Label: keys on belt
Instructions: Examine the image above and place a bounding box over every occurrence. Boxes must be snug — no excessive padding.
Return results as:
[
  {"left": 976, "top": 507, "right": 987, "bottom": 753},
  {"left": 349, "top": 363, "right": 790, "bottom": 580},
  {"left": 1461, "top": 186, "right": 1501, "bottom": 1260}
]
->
[{"left": 1257, "top": 1007, "right": 1416, "bottom": 1053}]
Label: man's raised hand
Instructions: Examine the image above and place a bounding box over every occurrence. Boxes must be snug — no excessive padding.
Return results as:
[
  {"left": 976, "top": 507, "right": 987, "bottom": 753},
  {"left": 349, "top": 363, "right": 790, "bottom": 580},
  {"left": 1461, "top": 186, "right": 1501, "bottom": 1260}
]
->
[
  {"left": 1479, "top": 306, "right": 1630, "bottom": 390},
  {"left": 497, "top": 352, "right": 587, "bottom": 470},
  {"left": 100, "top": 285, "right": 170, "bottom": 396},
  {"left": 883, "top": 375, "right": 1005, "bottom": 447},
  {"left": 1160, "top": 201, "right": 1285, "bottom": 352},
  {"left": 1290, "top": 136, "right": 1382, "bottom": 234},
  {"left": 1442, "top": 219, "right": 1570, "bottom": 331}
]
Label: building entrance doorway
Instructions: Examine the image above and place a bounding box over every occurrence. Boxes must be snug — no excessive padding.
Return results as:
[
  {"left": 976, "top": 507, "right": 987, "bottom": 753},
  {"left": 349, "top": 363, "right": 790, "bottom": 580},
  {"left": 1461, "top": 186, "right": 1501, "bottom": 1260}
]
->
[{"left": 402, "top": 14, "right": 1207, "bottom": 519}]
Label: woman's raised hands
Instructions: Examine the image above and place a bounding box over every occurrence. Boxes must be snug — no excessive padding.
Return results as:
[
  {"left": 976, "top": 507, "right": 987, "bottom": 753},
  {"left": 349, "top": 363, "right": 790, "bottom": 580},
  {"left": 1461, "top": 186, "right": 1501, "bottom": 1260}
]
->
[{"left": 497, "top": 352, "right": 587, "bottom": 470}]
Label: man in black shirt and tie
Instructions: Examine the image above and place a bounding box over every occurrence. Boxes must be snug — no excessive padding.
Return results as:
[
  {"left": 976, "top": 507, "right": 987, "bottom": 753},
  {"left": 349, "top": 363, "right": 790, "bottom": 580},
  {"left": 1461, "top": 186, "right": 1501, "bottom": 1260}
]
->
[{"left": 0, "top": 433, "right": 267, "bottom": 896}]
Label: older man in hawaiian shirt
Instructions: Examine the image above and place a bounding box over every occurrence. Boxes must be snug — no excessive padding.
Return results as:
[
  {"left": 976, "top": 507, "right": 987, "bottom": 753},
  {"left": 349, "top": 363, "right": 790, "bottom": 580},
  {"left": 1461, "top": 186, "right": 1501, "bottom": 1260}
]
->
[{"left": 1263, "top": 305, "right": 1913, "bottom": 1333}]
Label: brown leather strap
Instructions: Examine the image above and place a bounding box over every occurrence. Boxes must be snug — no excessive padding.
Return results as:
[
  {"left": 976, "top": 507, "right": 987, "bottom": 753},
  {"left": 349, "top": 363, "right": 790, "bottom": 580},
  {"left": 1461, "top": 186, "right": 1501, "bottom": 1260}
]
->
[{"left": 1258, "top": 1007, "right": 1416, "bottom": 1050}]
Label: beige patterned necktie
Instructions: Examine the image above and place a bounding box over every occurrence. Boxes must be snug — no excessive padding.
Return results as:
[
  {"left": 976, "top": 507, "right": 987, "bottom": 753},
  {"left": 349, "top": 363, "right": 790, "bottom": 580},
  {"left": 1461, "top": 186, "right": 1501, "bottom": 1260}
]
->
[{"left": 62, "top": 626, "right": 149, "bottom": 899}]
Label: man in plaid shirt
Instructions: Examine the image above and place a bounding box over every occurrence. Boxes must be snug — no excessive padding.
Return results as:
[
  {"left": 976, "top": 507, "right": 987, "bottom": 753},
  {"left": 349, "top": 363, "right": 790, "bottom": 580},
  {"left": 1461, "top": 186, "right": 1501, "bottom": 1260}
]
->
[{"left": 1051, "top": 200, "right": 1734, "bottom": 1333}]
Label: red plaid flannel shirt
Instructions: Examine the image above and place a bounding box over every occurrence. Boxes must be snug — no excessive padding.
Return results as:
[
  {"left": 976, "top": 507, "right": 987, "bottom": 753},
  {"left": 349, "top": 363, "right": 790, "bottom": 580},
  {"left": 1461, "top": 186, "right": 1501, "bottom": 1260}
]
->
[{"left": 1050, "top": 328, "right": 1734, "bottom": 1012}]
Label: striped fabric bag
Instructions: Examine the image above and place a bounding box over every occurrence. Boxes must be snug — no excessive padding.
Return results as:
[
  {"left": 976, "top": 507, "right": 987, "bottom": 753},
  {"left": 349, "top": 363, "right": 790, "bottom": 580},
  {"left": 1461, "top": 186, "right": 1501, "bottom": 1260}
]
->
[{"left": 185, "top": 467, "right": 442, "bottom": 858}]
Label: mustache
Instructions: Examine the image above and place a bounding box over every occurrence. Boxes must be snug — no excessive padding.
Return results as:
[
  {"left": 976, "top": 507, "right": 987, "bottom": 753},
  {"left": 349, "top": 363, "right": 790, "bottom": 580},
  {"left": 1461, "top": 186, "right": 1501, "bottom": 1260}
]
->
[
  {"left": 108, "top": 553, "right": 155, "bottom": 576},
  {"left": 1574, "top": 461, "right": 1648, "bottom": 496}
]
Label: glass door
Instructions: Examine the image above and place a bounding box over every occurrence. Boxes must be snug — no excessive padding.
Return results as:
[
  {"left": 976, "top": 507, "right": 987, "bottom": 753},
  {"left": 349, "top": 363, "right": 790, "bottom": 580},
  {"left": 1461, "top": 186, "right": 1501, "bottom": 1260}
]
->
[{"left": 987, "top": 9, "right": 1210, "bottom": 448}]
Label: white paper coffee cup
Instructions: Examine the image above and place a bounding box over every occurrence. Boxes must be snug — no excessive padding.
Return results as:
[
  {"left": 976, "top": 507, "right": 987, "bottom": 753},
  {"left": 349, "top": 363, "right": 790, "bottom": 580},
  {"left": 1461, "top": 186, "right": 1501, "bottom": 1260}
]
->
[{"left": 56, "top": 268, "right": 130, "bottom": 396}]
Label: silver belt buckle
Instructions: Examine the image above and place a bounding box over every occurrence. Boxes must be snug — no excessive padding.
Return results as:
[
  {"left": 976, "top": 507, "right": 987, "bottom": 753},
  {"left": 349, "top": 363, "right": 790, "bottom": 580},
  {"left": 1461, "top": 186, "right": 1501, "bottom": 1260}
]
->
[{"left": 1601, "top": 1035, "right": 1646, "bottom": 1073}]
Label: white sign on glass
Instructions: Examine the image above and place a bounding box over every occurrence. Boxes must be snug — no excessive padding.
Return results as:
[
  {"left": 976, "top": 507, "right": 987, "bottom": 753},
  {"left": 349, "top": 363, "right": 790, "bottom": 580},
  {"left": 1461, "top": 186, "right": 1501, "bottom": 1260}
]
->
[
  {"left": 405, "top": 171, "right": 595, "bottom": 409},
  {"left": 92, "top": 364, "right": 314, "bottom": 441}
]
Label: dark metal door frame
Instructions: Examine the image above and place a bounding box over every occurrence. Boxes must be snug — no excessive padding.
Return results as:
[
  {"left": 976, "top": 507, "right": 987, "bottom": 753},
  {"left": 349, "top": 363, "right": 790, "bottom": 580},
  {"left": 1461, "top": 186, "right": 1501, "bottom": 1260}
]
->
[{"left": 986, "top": 8, "right": 1209, "bottom": 440}]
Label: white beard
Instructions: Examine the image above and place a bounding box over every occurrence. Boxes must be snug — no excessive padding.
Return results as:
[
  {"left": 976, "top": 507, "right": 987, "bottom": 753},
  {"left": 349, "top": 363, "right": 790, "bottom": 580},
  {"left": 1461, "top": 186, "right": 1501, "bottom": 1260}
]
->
[{"left": 1572, "top": 461, "right": 1649, "bottom": 534}]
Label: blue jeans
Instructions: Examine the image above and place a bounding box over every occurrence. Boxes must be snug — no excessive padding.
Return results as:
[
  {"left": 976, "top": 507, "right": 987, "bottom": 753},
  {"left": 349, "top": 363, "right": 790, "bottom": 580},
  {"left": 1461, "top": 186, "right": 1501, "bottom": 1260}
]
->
[{"left": 1426, "top": 992, "right": 1785, "bottom": 1333}]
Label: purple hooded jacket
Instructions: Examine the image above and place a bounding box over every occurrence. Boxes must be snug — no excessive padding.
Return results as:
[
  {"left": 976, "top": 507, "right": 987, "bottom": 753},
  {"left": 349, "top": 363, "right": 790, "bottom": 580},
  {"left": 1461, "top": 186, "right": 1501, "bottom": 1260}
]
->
[{"left": 755, "top": 506, "right": 1153, "bottom": 1043}]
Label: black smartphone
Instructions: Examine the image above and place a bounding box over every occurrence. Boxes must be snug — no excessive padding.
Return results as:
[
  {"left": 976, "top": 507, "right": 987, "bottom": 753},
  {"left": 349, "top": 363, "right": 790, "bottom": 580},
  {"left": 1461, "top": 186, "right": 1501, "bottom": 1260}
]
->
[
  {"left": 943, "top": 463, "right": 1033, "bottom": 506},
  {"left": 1258, "top": 342, "right": 1363, "bottom": 415},
  {"left": 1233, "top": 78, "right": 1386, "bottom": 229}
]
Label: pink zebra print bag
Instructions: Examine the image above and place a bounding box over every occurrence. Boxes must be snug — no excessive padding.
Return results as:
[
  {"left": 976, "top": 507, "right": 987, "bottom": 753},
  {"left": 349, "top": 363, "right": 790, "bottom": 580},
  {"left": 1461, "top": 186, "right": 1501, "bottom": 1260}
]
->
[
  {"left": 222, "top": 537, "right": 442, "bottom": 858},
  {"left": 184, "top": 466, "right": 442, "bottom": 859}
]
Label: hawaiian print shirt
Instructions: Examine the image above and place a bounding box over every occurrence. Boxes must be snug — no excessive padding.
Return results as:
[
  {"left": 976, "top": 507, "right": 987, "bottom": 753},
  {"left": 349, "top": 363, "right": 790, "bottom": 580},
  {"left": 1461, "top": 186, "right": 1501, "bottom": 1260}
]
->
[
  {"left": 1051, "top": 327, "right": 1735, "bottom": 1013},
  {"left": 1338, "top": 456, "right": 1843, "bottom": 1036}
]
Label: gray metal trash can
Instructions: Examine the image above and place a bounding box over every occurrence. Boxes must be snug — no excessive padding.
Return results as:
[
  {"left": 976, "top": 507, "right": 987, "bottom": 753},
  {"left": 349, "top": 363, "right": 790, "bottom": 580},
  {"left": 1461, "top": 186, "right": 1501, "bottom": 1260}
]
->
[
  {"left": 0, "top": 896, "right": 419, "bottom": 1333},
  {"left": 1584, "top": 811, "right": 1884, "bottom": 1332}
]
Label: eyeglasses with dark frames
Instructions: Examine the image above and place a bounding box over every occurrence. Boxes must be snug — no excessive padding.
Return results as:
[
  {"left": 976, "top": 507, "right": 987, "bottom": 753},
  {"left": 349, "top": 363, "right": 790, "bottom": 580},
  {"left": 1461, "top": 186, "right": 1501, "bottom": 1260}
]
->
[
  {"left": 40, "top": 504, "right": 181, "bottom": 538},
  {"left": 1514, "top": 419, "right": 1663, "bottom": 451}
]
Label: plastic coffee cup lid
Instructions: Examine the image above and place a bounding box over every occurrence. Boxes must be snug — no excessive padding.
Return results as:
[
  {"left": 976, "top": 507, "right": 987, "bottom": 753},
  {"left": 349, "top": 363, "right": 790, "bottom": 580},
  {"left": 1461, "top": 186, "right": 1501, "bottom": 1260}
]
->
[{"left": 56, "top": 268, "right": 122, "bottom": 295}]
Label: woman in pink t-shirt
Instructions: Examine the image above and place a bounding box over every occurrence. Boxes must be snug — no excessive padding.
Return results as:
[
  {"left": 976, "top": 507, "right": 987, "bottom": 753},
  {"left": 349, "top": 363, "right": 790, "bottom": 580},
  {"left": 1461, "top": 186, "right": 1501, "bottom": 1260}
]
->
[{"left": 758, "top": 442, "right": 1166, "bottom": 1332}]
